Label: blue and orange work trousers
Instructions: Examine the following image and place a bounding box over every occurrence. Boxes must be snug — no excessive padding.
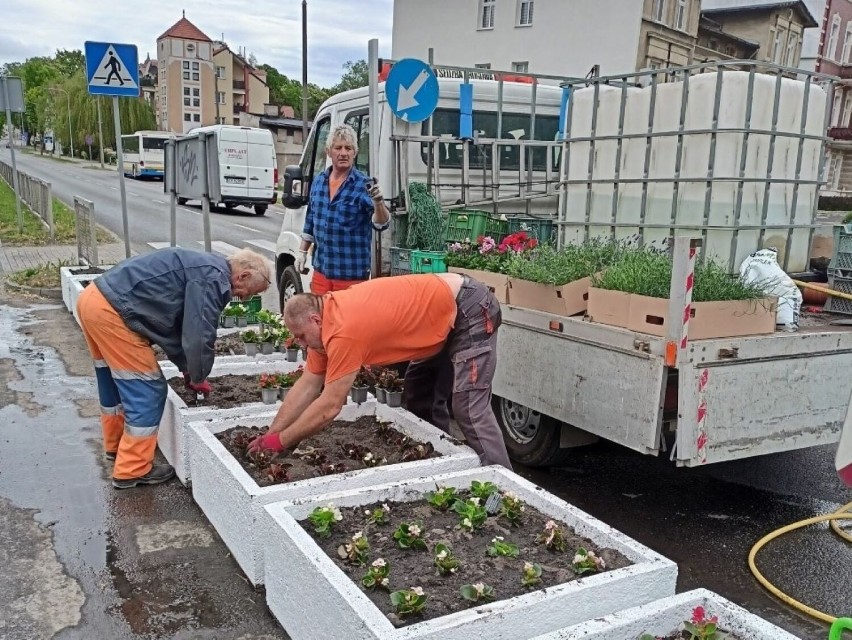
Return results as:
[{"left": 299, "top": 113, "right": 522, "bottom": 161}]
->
[{"left": 76, "top": 284, "right": 167, "bottom": 480}]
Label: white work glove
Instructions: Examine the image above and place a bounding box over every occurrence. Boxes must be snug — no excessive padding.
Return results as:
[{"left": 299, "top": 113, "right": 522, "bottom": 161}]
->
[
  {"left": 295, "top": 250, "right": 308, "bottom": 274},
  {"left": 367, "top": 180, "right": 383, "bottom": 203}
]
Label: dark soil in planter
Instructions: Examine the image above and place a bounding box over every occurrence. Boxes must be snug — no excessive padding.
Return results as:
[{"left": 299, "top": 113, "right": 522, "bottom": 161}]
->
[
  {"left": 653, "top": 631, "right": 739, "bottom": 640},
  {"left": 216, "top": 416, "right": 441, "bottom": 487},
  {"left": 69, "top": 266, "right": 106, "bottom": 274},
  {"left": 154, "top": 334, "right": 246, "bottom": 361},
  {"left": 79, "top": 279, "right": 93, "bottom": 287},
  {"left": 302, "top": 492, "right": 633, "bottom": 627},
  {"left": 168, "top": 373, "right": 260, "bottom": 408}
]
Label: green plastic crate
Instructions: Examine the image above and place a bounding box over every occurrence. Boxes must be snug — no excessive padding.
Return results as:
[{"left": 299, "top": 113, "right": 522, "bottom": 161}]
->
[
  {"left": 221, "top": 294, "right": 262, "bottom": 325},
  {"left": 507, "top": 216, "right": 555, "bottom": 243},
  {"left": 445, "top": 209, "right": 508, "bottom": 244},
  {"left": 390, "top": 247, "right": 412, "bottom": 275},
  {"left": 411, "top": 250, "right": 447, "bottom": 274}
]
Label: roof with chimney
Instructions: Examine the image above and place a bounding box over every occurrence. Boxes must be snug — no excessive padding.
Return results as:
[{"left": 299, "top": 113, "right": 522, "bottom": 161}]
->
[{"left": 157, "top": 11, "right": 212, "bottom": 42}]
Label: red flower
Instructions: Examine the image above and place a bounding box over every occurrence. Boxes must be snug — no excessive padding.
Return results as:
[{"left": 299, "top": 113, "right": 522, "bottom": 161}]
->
[
  {"left": 528, "top": 238, "right": 539, "bottom": 249},
  {"left": 691, "top": 606, "right": 706, "bottom": 624}
]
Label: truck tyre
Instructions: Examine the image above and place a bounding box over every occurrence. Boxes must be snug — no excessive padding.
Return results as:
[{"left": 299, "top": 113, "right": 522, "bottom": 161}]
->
[
  {"left": 492, "top": 395, "right": 573, "bottom": 467},
  {"left": 278, "top": 265, "right": 304, "bottom": 313},
  {"left": 254, "top": 205, "right": 267, "bottom": 216},
  {"left": 177, "top": 197, "right": 188, "bottom": 205}
]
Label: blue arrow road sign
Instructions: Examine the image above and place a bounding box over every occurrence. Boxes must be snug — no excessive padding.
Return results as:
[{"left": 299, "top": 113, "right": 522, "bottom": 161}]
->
[
  {"left": 386, "top": 58, "right": 439, "bottom": 123},
  {"left": 85, "top": 41, "right": 139, "bottom": 97}
]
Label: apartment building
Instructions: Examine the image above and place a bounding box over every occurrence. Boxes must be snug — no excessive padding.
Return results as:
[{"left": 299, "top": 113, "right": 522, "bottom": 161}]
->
[{"left": 212, "top": 44, "right": 270, "bottom": 126}]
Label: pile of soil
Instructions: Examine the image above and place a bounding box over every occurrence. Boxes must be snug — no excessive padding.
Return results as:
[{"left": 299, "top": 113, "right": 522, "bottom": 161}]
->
[
  {"left": 154, "top": 334, "right": 246, "bottom": 361},
  {"left": 168, "top": 373, "right": 260, "bottom": 408},
  {"left": 303, "top": 492, "right": 632, "bottom": 627},
  {"left": 217, "top": 415, "right": 441, "bottom": 487},
  {"left": 69, "top": 266, "right": 106, "bottom": 275}
]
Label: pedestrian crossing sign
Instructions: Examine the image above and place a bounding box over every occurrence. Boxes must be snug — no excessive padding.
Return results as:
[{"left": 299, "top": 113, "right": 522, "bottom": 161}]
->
[{"left": 85, "top": 41, "right": 139, "bottom": 97}]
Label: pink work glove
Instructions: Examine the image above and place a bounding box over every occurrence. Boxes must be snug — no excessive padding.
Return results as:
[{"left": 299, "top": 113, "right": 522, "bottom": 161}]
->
[
  {"left": 248, "top": 431, "right": 286, "bottom": 454},
  {"left": 188, "top": 379, "right": 212, "bottom": 395}
]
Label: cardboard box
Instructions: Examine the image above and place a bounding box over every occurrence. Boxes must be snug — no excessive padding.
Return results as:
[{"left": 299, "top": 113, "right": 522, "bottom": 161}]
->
[
  {"left": 586, "top": 287, "right": 631, "bottom": 328},
  {"left": 507, "top": 276, "right": 592, "bottom": 316},
  {"left": 448, "top": 267, "right": 508, "bottom": 303},
  {"left": 627, "top": 294, "right": 777, "bottom": 339}
]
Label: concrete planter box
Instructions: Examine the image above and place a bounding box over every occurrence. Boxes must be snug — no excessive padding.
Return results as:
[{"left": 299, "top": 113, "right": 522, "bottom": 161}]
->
[
  {"left": 69, "top": 279, "right": 87, "bottom": 327},
  {"left": 188, "top": 401, "right": 478, "bottom": 586},
  {"left": 60, "top": 265, "right": 113, "bottom": 315},
  {"left": 530, "top": 589, "right": 800, "bottom": 640},
  {"left": 262, "top": 466, "right": 677, "bottom": 640},
  {"left": 158, "top": 360, "right": 303, "bottom": 486}
]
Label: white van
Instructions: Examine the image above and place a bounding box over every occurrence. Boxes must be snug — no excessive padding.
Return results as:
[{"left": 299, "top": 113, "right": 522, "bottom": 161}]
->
[
  {"left": 174, "top": 125, "right": 278, "bottom": 215},
  {"left": 274, "top": 78, "right": 563, "bottom": 302}
]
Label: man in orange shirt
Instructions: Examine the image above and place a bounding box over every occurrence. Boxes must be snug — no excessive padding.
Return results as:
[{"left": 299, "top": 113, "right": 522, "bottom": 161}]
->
[{"left": 249, "top": 273, "right": 512, "bottom": 468}]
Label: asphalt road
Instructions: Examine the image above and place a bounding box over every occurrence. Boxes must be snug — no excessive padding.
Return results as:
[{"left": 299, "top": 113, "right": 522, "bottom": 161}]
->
[{"left": 0, "top": 146, "right": 286, "bottom": 257}]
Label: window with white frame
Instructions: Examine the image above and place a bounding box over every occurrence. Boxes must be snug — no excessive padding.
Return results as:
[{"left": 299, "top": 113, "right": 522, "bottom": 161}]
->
[
  {"left": 773, "top": 28, "right": 786, "bottom": 63},
  {"left": 216, "top": 66, "right": 226, "bottom": 78},
  {"left": 479, "top": 0, "right": 495, "bottom": 29},
  {"left": 843, "top": 93, "right": 852, "bottom": 126},
  {"left": 217, "top": 91, "right": 225, "bottom": 104},
  {"left": 833, "top": 93, "right": 842, "bottom": 126},
  {"left": 832, "top": 153, "right": 843, "bottom": 189},
  {"left": 518, "top": 0, "right": 534, "bottom": 26},
  {"left": 843, "top": 24, "right": 852, "bottom": 63},
  {"left": 512, "top": 61, "right": 529, "bottom": 73},
  {"left": 653, "top": 0, "right": 665, "bottom": 22},
  {"left": 675, "top": 0, "right": 687, "bottom": 31},
  {"left": 828, "top": 15, "right": 841, "bottom": 61},
  {"left": 785, "top": 33, "right": 798, "bottom": 66}
]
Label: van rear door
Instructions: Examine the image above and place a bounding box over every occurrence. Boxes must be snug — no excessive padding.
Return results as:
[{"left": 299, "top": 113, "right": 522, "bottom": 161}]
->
[
  {"left": 219, "top": 127, "right": 250, "bottom": 201},
  {"left": 246, "top": 129, "right": 276, "bottom": 201}
]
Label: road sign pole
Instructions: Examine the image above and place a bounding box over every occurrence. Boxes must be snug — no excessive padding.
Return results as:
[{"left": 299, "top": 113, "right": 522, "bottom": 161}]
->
[
  {"left": 112, "top": 96, "right": 131, "bottom": 258},
  {"left": 2, "top": 77, "right": 24, "bottom": 232},
  {"left": 198, "top": 133, "right": 212, "bottom": 252},
  {"left": 97, "top": 97, "right": 105, "bottom": 168},
  {"left": 166, "top": 140, "right": 177, "bottom": 247}
]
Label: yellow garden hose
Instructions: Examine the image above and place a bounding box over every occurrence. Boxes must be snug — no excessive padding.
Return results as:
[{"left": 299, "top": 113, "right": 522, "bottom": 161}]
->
[{"left": 748, "top": 501, "right": 852, "bottom": 625}]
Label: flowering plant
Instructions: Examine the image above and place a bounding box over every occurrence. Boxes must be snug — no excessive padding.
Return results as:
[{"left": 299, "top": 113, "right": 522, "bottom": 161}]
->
[
  {"left": 536, "top": 519, "right": 567, "bottom": 552},
  {"left": 499, "top": 491, "right": 525, "bottom": 526},
  {"left": 284, "top": 336, "right": 301, "bottom": 350},
  {"left": 639, "top": 606, "right": 728, "bottom": 640},
  {"left": 426, "top": 485, "right": 458, "bottom": 511},
  {"left": 362, "top": 557, "right": 390, "bottom": 590},
  {"left": 340, "top": 531, "right": 370, "bottom": 565},
  {"left": 498, "top": 231, "right": 538, "bottom": 254},
  {"left": 521, "top": 562, "right": 543, "bottom": 588},
  {"left": 390, "top": 586, "right": 427, "bottom": 616},
  {"left": 486, "top": 536, "right": 519, "bottom": 558},
  {"left": 433, "top": 543, "right": 460, "bottom": 575},
  {"left": 223, "top": 303, "right": 248, "bottom": 317},
  {"left": 279, "top": 366, "right": 304, "bottom": 388},
  {"left": 308, "top": 503, "right": 342, "bottom": 538},
  {"left": 460, "top": 582, "right": 495, "bottom": 603},
  {"left": 258, "top": 372, "right": 281, "bottom": 389},
  {"left": 571, "top": 547, "right": 606, "bottom": 575},
  {"left": 365, "top": 503, "right": 391, "bottom": 525},
  {"left": 445, "top": 236, "right": 506, "bottom": 272},
  {"left": 452, "top": 497, "right": 487, "bottom": 531},
  {"left": 470, "top": 480, "right": 499, "bottom": 500},
  {"left": 392, "top": 521, "right": 427, "bottom": 550}
]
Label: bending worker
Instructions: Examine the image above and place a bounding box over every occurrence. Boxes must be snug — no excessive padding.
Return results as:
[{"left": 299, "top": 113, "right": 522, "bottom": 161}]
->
[
  {"left": 77, "top": 247, "right": 271, "bottom": 489},
  {"left": 296, "top": 123, "right": 389, "bottom": 295},
  {"left": 250, "top": 273, "right": 512, "bottom": 468}
]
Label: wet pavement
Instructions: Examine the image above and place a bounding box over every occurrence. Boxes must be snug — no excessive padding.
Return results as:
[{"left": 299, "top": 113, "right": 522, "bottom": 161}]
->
[{"left": 0, "top": 288, "right": 849, "bottom": 639}]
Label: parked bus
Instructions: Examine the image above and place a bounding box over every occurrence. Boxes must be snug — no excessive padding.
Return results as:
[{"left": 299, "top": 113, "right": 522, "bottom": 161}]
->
[{"left": 121, "top": 131, "right": 172, "bottom": 179}]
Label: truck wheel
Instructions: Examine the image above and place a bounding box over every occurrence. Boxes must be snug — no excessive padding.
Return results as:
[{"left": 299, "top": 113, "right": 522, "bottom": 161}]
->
[
  {"left": 177, "top": 197, "right": 188, "bottom": 205},
  {"left": 492, "top": 396, "right": 573, "bottom": 467},
  {"left": 278, "top": 266, "right": 303, "bottom": 313},
  {"left": 254, "top": 205, "right": 267, "bottom": 216}
]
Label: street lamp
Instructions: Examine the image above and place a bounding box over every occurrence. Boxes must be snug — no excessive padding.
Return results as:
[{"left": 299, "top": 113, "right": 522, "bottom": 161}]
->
[{"left": 49, "top": 87, "right": 74, "bottom": 158}]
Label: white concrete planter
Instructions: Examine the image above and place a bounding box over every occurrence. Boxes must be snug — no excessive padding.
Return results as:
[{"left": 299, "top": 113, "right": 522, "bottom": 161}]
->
[
  {"left": 158, "top": 360, "right": 303, "bottom": 486},
  {"left": 60, "top": 265, "right": 114, "bottom": 315},
  {"left": 262, "top": 466, "right": 677, "bottom": 640},
  {"left": 69, "top": 279, "right": 87, "bottom": 327},
  {"left": 530, "top": 589, "right": 801, "bottom": 640},
  {"left": 188, "top": 401, "right": 478, "bottom": 586}
]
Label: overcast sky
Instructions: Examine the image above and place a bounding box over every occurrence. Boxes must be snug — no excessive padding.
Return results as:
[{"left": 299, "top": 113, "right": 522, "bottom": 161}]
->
[{"left": 0, "top": 0, "right": 394, "bottom": 87}]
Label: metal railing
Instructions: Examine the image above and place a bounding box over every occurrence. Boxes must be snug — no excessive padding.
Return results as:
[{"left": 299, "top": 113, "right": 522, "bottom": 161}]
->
[
  {"left": 74, "top": 196, "right": 98, "bottom": 266},
  {"left": 0, "top": 159, "right": 54, "bottom": 239}
]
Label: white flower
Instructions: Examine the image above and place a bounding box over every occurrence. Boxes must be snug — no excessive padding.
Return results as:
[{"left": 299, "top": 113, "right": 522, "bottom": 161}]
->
[
  {"left": 372, "top": 558, "right": 387, "bottom": 568},
  {"left": 436, "top": 550, "right": 448, "bottom": 560},
  {"left": 325, "top": 503, "right": 343, "bottom": 521},
  {"left": 381, "top": 503, "right": 391, "bottom": 512},
  {"left": 364, "top": 510, "right": 371, "bottom": 515},
  {"left": 492, "top": 536, "right": 504, "bottom": 543},
  {"left": 462, "top": 517, "right": 472, "bottom": 528},
  {"left": 572, "top": 553, "right": 585, "bottom": 565},
  {"left": 470, "top": 497, "right": 481, "bottom": 506},
  {"left": 524, "top": 561, "right": 534, "bottom": 571},
  {"left": 504, "top": 491, "right": 517, "bottom": 501},
  {"left": 381, "top": 577, "right": 389, "bottom": 586},
  {"left": 595, "top": 556, "right": 606, "bottom": 570},
  {"left": 473, "top": 583, "right": 485, "bottom": 595},
  {"left": 364, "top": 452, "right": 374, "bottom": 462},
  {"left": 450, "top": 567, "right": 457, "bottom": 573},
  {"left": 352, "top": 531, "right": 363, "bottom": 541},
  {"left": 409, "top": 524, "right": 422, "bottom": 537},
  {"left": 412, "top": 586, "right": 424, "bottom": 596},
  {"left": 544, "top": 520, "right": 556, "bottom": 531}
]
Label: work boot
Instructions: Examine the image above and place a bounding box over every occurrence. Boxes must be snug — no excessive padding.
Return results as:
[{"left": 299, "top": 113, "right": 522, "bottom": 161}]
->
[
  {"left": 105, "top": 451, "right": 117, "bottom": 461},
  {"left": 112, "top": 463, "right": 175, "bottom": 489}
]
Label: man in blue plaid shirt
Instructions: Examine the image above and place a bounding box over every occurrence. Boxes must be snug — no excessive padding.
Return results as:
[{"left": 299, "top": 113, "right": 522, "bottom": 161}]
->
[{"left": 297, "top": 124, "right": 389, "bottom": 294}]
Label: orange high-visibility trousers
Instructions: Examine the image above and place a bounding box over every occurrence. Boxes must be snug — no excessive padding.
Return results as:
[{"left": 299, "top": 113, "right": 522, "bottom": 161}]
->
[{"left": 77, "top": 284, "right": 167, "bottom": 480}]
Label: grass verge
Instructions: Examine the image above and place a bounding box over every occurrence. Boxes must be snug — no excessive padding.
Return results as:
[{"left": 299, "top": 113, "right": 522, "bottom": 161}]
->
[{"left": 7, "top": 259, "right": 72, "bottom": 288}]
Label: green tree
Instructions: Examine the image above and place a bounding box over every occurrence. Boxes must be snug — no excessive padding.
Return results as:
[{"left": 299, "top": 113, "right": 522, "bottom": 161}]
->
[
  {"left": 53, "top": 49, "right": 85, "bottom": 78},
  {"left": 333, "top": 59, "right": 368, "bottom": 93}
]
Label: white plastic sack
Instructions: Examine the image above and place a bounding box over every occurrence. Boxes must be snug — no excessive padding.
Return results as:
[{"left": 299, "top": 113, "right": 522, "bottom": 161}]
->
[{"left": 738, "top": 248, "right": 801, "bottom": 331}]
